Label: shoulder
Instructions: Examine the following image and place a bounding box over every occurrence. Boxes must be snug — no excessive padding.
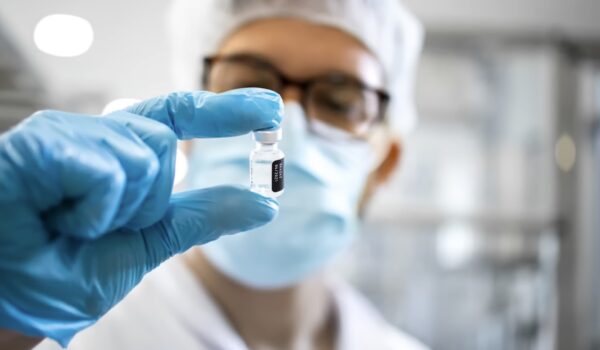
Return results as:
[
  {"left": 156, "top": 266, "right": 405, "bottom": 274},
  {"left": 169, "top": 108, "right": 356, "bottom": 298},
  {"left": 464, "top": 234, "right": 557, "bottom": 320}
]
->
[{"left": 332, "top": 279, "right": 429, "bottom": 350}]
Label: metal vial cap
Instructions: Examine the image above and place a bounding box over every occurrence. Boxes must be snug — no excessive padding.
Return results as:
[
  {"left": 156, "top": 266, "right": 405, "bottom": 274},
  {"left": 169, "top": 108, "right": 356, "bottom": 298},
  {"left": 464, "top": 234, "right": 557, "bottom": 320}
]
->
[{"left": 252, "top": 128, "right": 282, "bottom": 143}]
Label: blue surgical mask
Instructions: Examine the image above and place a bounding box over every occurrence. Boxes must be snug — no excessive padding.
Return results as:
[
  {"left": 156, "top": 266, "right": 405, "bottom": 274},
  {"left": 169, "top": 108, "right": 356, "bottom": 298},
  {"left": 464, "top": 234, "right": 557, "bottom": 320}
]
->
[{"left": 189, "top": 102, "right": 375, "bottom": 289}]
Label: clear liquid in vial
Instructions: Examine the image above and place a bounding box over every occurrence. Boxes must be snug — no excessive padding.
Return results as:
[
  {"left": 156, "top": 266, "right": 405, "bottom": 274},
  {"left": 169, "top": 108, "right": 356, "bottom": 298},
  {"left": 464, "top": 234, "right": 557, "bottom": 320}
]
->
[{"left": 250, "top": 145, "right": 284, "bottom": 198}]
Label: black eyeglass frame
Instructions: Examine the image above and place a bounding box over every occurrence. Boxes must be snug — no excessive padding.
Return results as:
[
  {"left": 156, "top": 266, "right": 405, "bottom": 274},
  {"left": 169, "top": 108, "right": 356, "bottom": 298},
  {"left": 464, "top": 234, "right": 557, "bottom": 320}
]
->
[{"left": 201, "top": 54, "right": 390, "bottom": 128}]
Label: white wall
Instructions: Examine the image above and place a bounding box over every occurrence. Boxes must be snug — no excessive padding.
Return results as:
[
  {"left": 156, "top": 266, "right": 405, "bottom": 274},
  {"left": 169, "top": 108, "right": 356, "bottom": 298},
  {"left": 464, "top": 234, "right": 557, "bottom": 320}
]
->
[
  {"left": 403, "top": 0, "right": 600, "bottom": 38},
  {"left": 0, "top": 0, "right": 173, "bottom": 111}
]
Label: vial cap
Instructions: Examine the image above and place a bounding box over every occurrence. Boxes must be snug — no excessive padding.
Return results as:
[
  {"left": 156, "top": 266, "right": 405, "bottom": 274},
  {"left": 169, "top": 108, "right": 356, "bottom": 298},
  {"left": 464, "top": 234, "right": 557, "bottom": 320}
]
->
[{"left": 253, "top": 127, "right": 282, "bottom": 143}]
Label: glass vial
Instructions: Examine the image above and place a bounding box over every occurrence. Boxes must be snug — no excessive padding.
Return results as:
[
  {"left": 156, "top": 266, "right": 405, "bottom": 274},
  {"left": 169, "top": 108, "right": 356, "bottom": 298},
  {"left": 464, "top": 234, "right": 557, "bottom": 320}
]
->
[{"left": 250, "top": 128, "right": 284, "bottom": 198}]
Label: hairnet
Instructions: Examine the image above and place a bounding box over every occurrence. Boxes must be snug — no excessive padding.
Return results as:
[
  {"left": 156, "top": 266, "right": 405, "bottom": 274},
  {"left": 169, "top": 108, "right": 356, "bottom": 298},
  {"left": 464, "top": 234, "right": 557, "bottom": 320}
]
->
[{"left": 167, "top": 0, "right": 424, "bottom": 135}]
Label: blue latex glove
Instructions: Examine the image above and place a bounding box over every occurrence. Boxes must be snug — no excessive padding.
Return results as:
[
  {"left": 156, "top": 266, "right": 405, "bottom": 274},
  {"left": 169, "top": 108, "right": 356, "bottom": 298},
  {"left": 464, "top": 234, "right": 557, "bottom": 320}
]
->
[{"left": 0, "top": 88, "right": 283, "bottom": 346}]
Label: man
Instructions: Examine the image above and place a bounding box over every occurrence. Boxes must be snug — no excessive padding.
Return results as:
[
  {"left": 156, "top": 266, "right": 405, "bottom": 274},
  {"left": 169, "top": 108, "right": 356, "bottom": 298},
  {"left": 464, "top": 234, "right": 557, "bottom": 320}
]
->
[{"left": 2, "top": 0, "right": 426, "bottom": 349}]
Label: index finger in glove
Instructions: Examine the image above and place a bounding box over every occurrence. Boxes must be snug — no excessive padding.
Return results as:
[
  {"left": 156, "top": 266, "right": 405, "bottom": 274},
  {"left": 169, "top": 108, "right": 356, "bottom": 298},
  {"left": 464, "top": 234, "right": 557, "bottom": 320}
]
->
[{"left": 125, "top": 88, "right": 283, "bottom": 140}]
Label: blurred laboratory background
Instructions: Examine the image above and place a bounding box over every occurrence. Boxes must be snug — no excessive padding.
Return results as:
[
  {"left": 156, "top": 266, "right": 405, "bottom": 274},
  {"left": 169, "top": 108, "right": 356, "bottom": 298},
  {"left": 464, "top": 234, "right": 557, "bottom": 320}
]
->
[{"left": 1, "top": 1, "right": 599, "bottom": 349}]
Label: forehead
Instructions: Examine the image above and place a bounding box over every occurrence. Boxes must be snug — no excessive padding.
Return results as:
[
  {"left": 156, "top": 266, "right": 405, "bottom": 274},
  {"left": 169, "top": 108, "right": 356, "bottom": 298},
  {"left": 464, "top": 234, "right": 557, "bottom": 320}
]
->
[{"left": 216, "top": 18, "right": 384, "bottom": 88}]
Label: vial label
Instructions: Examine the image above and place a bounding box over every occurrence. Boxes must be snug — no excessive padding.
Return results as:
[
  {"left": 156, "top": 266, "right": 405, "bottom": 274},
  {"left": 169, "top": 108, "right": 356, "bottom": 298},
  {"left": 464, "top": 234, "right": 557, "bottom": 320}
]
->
[
  {"left": 250, "top": 156, "right": 284, "bottom": 197},
  {"left": 272, "top": 158, "right": 284, "bottom": 192}
]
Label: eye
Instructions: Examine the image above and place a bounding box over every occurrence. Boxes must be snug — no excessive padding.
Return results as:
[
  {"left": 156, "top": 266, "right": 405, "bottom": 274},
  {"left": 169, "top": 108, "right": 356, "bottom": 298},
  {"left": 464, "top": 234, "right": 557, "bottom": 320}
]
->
[
  {"left": 207, "top": 59, "right": 281, "bottom": 92},
  {"left": 314, "top": 93, "right": 354, "bottom": 114}
]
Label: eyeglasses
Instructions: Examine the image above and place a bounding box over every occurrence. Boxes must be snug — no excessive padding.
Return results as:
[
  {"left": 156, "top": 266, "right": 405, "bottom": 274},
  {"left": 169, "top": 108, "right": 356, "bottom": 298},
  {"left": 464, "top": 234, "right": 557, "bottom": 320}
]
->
[{"left": 202, "top": 54, "right": 389, "bottom": 138}]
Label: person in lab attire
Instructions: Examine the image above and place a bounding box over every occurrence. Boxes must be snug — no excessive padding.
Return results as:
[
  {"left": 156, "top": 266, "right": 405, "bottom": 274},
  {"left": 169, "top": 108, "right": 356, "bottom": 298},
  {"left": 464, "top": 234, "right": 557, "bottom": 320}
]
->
[{"left": 1, "top": 0, "right": 426, "bottom": 349}]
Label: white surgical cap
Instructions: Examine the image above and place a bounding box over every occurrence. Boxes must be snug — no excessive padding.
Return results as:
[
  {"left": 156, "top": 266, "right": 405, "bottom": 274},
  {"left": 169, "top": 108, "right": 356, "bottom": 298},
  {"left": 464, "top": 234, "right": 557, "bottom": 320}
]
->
[{"left": 168, "top": 0, "right": 424, "bottom": 135}]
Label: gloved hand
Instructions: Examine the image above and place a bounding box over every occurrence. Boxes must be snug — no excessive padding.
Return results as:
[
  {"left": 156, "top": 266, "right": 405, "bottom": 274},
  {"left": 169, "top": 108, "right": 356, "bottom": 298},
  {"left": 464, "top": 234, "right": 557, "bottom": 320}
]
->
[{"left": 0, "top": 88, "right": 283, "bottom": 346}]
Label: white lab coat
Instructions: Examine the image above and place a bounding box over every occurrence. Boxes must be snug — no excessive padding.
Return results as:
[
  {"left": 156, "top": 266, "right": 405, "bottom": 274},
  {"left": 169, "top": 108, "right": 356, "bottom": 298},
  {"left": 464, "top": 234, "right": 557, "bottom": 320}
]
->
[{"left": 35, "top": 256, "right": 427, "bottom": 350}]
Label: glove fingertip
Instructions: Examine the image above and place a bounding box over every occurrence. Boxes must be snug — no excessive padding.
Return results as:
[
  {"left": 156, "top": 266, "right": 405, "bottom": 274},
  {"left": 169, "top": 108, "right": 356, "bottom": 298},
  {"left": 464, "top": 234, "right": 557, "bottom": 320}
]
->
[
  {"left": 222, "top": 88, "right": 284, "bottom": 131},
  {"left": 246, "top": 191, "right": 279, "bottom": 224}
]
